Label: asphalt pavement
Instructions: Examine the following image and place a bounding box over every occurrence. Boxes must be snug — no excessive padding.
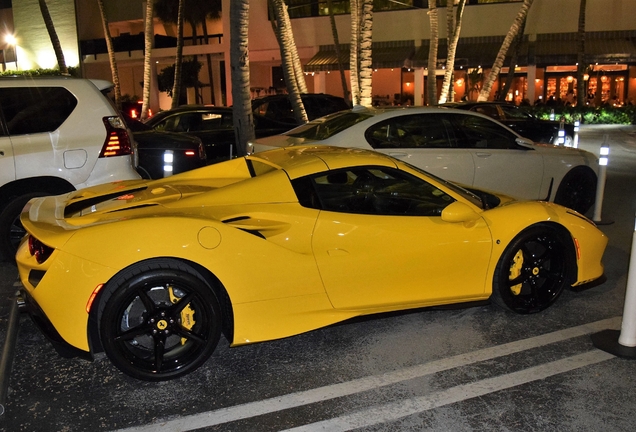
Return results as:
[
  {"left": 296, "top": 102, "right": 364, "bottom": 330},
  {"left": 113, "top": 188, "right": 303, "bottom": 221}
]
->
[{"left": 0, "top": 124, "right": 635, "bottom": 431}]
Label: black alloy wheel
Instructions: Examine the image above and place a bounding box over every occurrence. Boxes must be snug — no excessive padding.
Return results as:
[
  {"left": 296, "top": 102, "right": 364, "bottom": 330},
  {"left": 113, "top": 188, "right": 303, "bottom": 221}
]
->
[
  {"left": 554, "top": 168, "right": 597, "bottom": 214},
  {"left": 100, "top": 259, "right": 222, "bottom": 381},
  {"left": 492, "top": 226, "right": 568, "bottom": 314}
]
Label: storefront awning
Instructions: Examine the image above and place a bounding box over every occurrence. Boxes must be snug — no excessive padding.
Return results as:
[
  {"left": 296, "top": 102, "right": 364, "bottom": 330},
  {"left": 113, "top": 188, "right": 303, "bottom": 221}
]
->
[
  {"left": 304, "top": 41, "right": 415, "bottom": 72},
  {"left": 412, "top": 36, "right": 512, "bottom": 69}
]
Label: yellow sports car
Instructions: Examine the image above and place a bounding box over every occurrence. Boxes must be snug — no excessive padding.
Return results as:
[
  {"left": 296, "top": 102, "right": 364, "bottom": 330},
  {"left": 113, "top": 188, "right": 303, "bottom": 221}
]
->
[{"left": 16, "top": 146, "right": 607, "bottom": 381}]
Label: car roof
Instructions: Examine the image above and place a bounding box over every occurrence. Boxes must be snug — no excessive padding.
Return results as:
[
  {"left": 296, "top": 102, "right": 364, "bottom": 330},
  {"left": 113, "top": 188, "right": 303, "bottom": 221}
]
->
[{"left": 249, "top": 145, "right": 398, "bottom": 179}]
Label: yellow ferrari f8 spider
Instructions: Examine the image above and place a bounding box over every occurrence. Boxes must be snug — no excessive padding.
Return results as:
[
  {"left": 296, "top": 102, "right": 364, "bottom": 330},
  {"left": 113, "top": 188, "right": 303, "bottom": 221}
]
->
[{"left": 16, "top": 146, "right": 607, "bottom": 381}]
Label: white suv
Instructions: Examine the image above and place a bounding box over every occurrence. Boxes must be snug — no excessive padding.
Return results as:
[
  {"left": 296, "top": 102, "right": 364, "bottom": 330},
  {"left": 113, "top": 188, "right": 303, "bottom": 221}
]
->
[{"left": 0, "top": 76, "right": 140, "bottom": 261}]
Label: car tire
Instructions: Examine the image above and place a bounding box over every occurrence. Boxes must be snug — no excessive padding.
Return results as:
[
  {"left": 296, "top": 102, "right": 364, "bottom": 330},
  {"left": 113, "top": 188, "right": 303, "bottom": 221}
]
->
[
  {"left": 553, "top": 167, "right": 597, "bottom": 214},
  {"left": 99, "top": 258, "right": 222, "bottom": 381},
  {"left": 0, "top": 192, "right": 49, "bottom": 263},
  {"left": 491, "top": 226, "right": 568, "bottom": 314}
]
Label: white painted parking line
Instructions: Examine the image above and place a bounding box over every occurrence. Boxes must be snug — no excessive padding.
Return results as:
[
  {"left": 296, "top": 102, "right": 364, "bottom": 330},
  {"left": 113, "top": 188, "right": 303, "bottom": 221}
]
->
[
  {"left": 283, "top": 350, "right": 615, "bottom": 432},
  {"left": 113, "top": 317, "right": 620, "bottom": 432}
]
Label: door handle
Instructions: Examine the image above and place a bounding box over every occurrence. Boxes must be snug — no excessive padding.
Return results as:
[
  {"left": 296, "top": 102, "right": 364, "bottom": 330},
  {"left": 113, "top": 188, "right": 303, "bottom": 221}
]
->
[
  {"left": 475, "top": 152, "right": 492, "bottom": 158},
  {"left": 0, "top": 150, "right": 4, "bottom": 156}
]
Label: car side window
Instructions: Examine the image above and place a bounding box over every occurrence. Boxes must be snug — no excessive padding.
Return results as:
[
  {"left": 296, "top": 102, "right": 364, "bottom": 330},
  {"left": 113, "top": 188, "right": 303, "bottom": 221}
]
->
[
  {"left": 472, "top": 105, "right": 500, "bottom": 120},
  {"left": 365, "top": 114, "right": 452, "bottom": 149},
  {"left": 451, "top": 114, "right": 519, "bottom": 150},
  {"left": 292, "top": 166, "right": 455, "bottom": 216},
  {"left": 0, "top": 87, "right": 78, "bottom": 135},
  {"left": 499, "top": 105, "right": 531, "bottom": 120}
]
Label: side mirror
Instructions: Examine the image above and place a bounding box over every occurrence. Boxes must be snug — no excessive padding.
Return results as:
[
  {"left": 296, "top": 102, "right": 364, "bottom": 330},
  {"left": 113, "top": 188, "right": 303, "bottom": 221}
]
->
[{"left": 441, "top": 201, "right": 481, "bottom": 223}]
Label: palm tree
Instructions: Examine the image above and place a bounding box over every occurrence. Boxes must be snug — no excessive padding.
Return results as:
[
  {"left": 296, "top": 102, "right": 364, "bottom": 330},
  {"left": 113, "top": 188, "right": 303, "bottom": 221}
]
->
[
  {"left": 427, "top": 0, "right": 439, "bottom": 106},
  {"left": 97, "top": 0, "right": 121, "bottom": 109},
  {"left": 359, "top": 0, "right": 373, "bottom": 107},
  {"left": 438, "top": 0, "right": 466, "bottom": 104},
  {"left": 141, "top": 0, "right": 154, "bottom": 120},
  {"left": 38, "top": 0, "right": 68, "bottom": 75},
  {"left": 170, "top": 0, "right": 184, "bottom": 109},
  {"left": 327, "top": 0, "right": 349, "bottom": 104},
  {"left": 498, "top": 16, "right": 527, "bottom": 102},
  {"left": 349, "top": 0, "right": 361, "bottom": 106},
  {"left": 576, "top": 0, "right": 587, "bottom": 107},
  {"left": 478, "top": 0, "right": 534, "bottom": 102},
  {"left": 270, "top": 0, "right": 307, "bottom": 123},
  {"left": 230, "top": 0, "right": 255, "bottom": 156},
  {"left": 154, "top": 0, "right": 222, "bottom": 105}
]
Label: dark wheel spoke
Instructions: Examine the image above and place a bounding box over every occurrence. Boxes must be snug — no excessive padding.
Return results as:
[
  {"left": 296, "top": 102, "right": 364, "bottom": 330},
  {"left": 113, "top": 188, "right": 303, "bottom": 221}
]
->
[
  {"left": 173, "top": 327, "right": 207, "bottom": 345},
  {"left": 114, "top": 323, "right": 154, "bottom": 342},
  {"left": 169, "top": 292, "right": 195, "bottom": 315},
  {"left": 136, "top": 288, "right": 157, "bottom": 313},
  {"left": 508, "top": 274, "right": 528, "bottom": 287},
  {"left": 154, "top": 339, "right": 165, "bottom": 371}
]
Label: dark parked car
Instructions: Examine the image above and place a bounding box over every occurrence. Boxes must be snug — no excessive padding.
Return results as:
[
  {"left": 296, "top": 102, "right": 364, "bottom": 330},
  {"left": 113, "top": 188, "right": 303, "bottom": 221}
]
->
[
  {"left": 445, "top": 102, "right": 575, "bottom": 146},
  {"left": 143, "top": 106, "right": 236, "bottom": 164},
  {"left": 252, "top": 93, "right": 350, "bottom": 136},
  {"left": 123, "top": 113, "right": 206, "bottom": 179},
  {"left": 143, "top": 94, "right": 349, "bottom": 163}
]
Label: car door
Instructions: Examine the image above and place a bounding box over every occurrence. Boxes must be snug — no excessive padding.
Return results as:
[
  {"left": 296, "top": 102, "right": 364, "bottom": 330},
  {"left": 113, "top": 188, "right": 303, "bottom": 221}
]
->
[
  {"left": 308, "top": 166, "right": 492, "bottom": 310},
  {"left": 450, "top": 113, "right": 545, "bottom": 200},
  {"left": 363, "top": 113, "right": 476, "bottom": 186}
]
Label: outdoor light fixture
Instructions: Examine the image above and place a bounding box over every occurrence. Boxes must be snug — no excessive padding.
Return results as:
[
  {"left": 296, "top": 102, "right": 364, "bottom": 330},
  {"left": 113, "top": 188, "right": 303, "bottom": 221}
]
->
[{"left": 599, "top": 144, "right": 609, "bottom": 166}]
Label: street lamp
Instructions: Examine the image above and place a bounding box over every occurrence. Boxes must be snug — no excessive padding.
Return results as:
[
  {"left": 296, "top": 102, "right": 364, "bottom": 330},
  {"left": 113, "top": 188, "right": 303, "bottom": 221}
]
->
[{"left": 4, "top": 34, "right": 17, "bottom": 70}]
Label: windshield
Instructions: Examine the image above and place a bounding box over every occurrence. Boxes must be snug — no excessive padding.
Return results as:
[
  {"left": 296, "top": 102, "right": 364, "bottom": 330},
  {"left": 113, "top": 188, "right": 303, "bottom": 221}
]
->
[
  {"left": 400, "top": 160, "right": 484, "bottom": 209},
  {"left": 286, "top": 111, "right": 372, "bottom": 140}
]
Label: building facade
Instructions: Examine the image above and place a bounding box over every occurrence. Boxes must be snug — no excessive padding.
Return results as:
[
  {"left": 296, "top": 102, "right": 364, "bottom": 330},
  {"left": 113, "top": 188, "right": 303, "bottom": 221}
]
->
[{"left": 3, "top": 0, "right": 636, "bottom": 111}]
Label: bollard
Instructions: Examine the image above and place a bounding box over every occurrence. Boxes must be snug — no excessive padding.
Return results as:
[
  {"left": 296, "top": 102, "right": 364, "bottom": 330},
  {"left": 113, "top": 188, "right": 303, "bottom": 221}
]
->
[
  {"left": 549, "top": 109, "right": 555, "bottom": 121},
  {"left": 0, "top": 292, "right": 23, "bottom": 416},
  {"left": 573, "top": 119, "right": 580, "bottom": 148},
  {"left": 591, "top": 214, "right": 636, "bottom": 358},
  {"left": 163, "top": 150, "right": 174, "bottom": 177},
  {"left": 557, "top": 118, "right": 566, "bottom": 145},
  {"left": 592, "top": 136, "right": 612, "bottom": 224}
]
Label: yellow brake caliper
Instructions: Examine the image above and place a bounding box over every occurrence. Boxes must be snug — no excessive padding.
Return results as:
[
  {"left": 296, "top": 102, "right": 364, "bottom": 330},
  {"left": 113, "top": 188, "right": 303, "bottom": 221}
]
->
[
  {"left": 168, "top": 286, "right": 196, "bottom": 345},
  {"left": 509, "top": 249, "right": 524, "bottom": 296}
]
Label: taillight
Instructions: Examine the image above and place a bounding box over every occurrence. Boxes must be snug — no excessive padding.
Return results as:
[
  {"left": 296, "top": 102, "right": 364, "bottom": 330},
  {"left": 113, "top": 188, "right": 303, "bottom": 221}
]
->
[
  {"left": 100, "top": 116, "right": 132, "bottom": 157},
  {"left": 28, "top": 235, "right": 54, "bottom": 264}
]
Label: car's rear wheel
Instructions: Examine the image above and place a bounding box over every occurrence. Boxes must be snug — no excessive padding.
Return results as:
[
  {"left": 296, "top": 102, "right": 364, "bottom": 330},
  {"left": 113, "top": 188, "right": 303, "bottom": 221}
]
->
[
  {"left": 0, "top": 192, "right": 49, "bottom": 263},
  {"left": 99, "top": 259, "right": 222, "bottom": 381},
  {"left": 492, "top": 226, "right": 568, "bottom": 314},
  {"left": 554, "top": 167, "right": 597, "bottom": 214}
]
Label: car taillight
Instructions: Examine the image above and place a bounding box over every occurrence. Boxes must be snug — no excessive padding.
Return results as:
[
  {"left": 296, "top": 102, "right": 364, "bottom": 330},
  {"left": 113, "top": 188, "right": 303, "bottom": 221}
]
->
[
  {"left": 100, "top": 116, "right": 132, "bottom": 157},
  {"left": 28, "top": 235, "right": 54, "bottom": 264}
]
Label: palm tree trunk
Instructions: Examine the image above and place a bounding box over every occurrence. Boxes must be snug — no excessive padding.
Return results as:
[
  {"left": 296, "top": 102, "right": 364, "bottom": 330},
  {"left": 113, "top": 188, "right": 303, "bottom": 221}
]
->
[
  {"left": 359, "top": 0, "right": 373, "bottom": 107},
  {"left": 97, "top": 0, "right": 121, "bottom": 109},
  {"left": 439, "top": 0, "right": 466, "bottom": 104},
  {"left": 141, "top": 0, "right": 154, "bottom": 120},
  {"left": 478, "top": 0, "right": 534, "bottom": 102},
  {"left": 271, "top": 0, "right": 307, "bottom": 123},
  {"left": 281, "top": 4, "right": 307, "bottom": 94},
  {"left": 327, "top": 0, "right": 349, "bottom": 104},
  {"left": 171, "top": 0, "right": 185, "bottom": 109},
  {"left": 38, "top": 0, "right": 68, "bottom": 75},
  {"left": 349, "top": 0, "right": 361, "bottom": 106},
  {"left": 499, "top": 17, "right": 527, "bottom": 102},
  {"left": 230, "top": 0, "right": 255, "bottom": 156},
  {"left": 576, "top": 0, "right": 587, "bottom": 107},
  {"left": 427, "top": 0, "right": 439, "bottom": 106}
]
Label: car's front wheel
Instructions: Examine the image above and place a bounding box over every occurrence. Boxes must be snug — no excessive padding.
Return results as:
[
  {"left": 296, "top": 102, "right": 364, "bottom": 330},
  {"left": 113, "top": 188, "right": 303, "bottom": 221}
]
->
[
  {"left": 492, "top": 226, "right": 569, "bottom": 314},
  {"left": 554, "top": 167, "right": 597, "bottom": 214},
  {"left": 99, "top": 259, "right": 222, "bottom": 381}
]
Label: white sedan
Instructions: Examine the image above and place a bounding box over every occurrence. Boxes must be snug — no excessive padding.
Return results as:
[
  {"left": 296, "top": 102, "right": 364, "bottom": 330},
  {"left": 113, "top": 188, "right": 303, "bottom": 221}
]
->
[{"left": 249, "top": 106, "right": 598, "bottom": 214}]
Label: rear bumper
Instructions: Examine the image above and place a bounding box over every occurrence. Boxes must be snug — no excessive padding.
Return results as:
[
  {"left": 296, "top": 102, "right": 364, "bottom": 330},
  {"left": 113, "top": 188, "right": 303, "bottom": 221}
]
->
[{"left": 19, "top": 286, "right": 91, "bottom": 360}]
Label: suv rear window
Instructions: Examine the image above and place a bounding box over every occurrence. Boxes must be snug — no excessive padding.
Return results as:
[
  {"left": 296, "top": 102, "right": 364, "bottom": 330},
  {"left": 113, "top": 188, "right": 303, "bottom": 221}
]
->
[{"left": 0, "top": 87, "right": 78, "bottom": 135}]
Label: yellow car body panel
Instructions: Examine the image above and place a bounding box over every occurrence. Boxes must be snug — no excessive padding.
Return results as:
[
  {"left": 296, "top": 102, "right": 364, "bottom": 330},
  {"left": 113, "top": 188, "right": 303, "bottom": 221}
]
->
[{"left": 16, "top": 146, "right": 607, "bottom": 356}]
